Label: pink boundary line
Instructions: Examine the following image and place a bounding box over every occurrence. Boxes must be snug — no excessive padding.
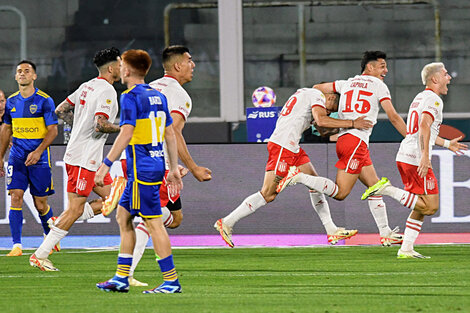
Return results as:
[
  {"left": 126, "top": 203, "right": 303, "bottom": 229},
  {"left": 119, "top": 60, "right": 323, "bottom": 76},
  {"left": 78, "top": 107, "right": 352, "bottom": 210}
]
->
[{"left": 169, "top": 233, "right": 470, "bottom": 247}]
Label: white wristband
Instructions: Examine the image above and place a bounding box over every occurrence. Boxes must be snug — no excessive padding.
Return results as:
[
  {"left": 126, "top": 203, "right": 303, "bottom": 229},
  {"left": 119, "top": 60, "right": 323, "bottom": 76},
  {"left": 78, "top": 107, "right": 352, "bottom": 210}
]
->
[{"left": 443, "top": 139, "right": 451, "bottom": 149}]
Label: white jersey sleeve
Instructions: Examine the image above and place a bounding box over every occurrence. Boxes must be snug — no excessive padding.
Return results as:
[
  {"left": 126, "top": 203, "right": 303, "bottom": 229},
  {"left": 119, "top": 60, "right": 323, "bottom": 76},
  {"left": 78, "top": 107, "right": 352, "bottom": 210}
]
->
[
  {"left": 149, "top": 76, "right": 192, "bottom": 120},
  {"left": 269, "top": 88, "right": 325, "bottom": 153}
]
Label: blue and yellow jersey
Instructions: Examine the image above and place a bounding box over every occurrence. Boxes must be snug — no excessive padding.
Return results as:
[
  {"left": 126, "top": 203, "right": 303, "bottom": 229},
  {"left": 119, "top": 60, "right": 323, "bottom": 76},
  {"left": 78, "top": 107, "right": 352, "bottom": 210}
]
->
[
  {"left": 3, "top": 88, "right": 57, "bottom": 164},
  {"left": 120, "top": 84, "right": 173, "bottom": 184}
]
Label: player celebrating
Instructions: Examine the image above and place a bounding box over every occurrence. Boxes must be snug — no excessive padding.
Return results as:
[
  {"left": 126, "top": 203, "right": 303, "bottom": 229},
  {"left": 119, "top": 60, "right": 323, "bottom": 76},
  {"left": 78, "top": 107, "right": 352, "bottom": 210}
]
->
[
  {"left": 95, "top": 49, "right": 183, "bottom": 294},
  {"left": 362, "top": 62, "right": 467, "bottom": 258},
  {"left": 0, "top": 60, "right": 58, "bottom": 257},
  {"left": 29, "top": 47, "right": 121, "bottom": 271},
  {"left": 214, "top": 87, "right": 373, "bottom": 248},
  {"left": 278, "top": 51, "right": 407, "bottom": 246}
]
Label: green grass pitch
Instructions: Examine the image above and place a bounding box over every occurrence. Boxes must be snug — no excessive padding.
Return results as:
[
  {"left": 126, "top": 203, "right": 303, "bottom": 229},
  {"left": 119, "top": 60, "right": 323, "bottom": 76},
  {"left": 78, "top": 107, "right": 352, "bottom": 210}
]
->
[{"left": 1, "top": 245, "right": 470, "bottom": 313}]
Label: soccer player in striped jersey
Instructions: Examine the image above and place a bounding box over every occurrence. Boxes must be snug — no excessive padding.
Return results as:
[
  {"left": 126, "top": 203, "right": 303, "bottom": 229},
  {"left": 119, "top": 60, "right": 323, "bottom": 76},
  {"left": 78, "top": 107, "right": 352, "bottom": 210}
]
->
[
  {"left": 95, "top": 49, "right": 183, "bottom": 294},
  {"left": 362, "top": 62, "right": 467, "bottom": 258},
  {"left": 214, "top": 87, "right": 372, "bottom": 248},
  {"left": 0, "top": 60, "right": 58, "bottom": 257},
  {"left": 279, "top": 51, "right": 408, "bottom": 246},
  {"left": 29, "top": 48, "right": 121, "bottom": 271}
]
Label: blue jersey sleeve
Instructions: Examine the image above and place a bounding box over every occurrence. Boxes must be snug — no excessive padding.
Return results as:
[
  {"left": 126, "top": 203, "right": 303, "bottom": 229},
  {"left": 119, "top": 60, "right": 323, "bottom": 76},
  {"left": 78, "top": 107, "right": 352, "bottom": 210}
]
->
[
  {"left": 43, "top": 97, "right": 58, "bottom": 126},
  {"left": 120, "top": 93, "right": 137, "bottom": 127}
]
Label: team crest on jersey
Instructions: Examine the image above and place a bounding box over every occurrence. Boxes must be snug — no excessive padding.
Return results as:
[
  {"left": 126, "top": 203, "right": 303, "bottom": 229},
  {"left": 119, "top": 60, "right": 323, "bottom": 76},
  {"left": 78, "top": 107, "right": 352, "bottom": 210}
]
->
[
  {"left": 349, "top": 158, "right": 359, "bottom": 171},
  {"left": 278, "top": 160, "right": 288, "bottom": 174},
  {"left": 426, "top": 179, "right": 435, "bottom": 190},
  {"left": 185, "top": 102, "right": 190, "bottom": 109},
  {"left": 30, "top": 104, "right": 37, "bottom": 114},
  {"left": 106, "top": 99, "right": 111, "bottom": 104},
  {"left": 434, "top": 101, "right": 440, "bottom": 107}
]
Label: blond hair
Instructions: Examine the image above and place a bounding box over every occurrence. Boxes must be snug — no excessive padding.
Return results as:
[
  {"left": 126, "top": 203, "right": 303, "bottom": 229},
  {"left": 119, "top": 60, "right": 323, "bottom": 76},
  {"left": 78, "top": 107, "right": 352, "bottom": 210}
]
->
[{"left": 421, "top": 62, "right": 444, "bottom": 85}]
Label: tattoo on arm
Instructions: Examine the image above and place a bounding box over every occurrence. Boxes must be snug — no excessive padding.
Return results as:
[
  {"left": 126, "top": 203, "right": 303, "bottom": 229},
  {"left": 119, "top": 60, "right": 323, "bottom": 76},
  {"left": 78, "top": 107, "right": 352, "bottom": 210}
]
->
[
  {"left": 56, "top": 102, "right": 74, "bottom": 125},
  {"left": 94, "top": 115, "right": 120, "bottom": 133}
]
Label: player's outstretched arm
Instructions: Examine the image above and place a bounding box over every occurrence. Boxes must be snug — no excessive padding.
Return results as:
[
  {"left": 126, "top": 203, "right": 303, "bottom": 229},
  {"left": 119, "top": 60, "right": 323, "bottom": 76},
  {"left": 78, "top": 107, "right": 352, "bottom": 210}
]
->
[
  {"left": 436, "top": 135, "right": 468, "bottom": 156},
  {"left": 312, "top": 107, "right": 373, "bottom": 130},
  {"left": 171, "top": 112, "right": 211, "bottom": 182},
  {"left": 380, "top": 99, "right": 407, "bottom": 137},
  {"left": 313, "top": 82, "right": 334, "bottom": 94},
  {"left": 0, "top": 124, "right": 12, "bottom": 177},
  {"left": 25, "top": 124, "right": 58, "bottom": 166},
  {"left": 55, "top": 100, "right": 74, "bottom": 126}
]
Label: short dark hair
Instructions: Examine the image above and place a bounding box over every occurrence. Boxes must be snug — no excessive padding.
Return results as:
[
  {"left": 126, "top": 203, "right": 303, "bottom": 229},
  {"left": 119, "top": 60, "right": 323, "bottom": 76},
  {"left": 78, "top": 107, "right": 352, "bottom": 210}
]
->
[
  {"left": 121, "top": 49, "right": 152, "bottom": 77},
  {"left": 360, "top": 51, "right": 386, "bottom": 73},
  {"left": 17, "top": 60, "right": 36, "bottom": 72},
  {"left": 162, "top": 45, "right": 189, "bottom": 67},
  {"left": 93, "top": 47, "right": 121, "bottom": 68}
]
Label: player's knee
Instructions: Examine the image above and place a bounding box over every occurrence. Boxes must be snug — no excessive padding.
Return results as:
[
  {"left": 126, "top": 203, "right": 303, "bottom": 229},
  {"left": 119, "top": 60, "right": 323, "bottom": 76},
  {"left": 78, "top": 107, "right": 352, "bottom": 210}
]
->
[
  {"left": 10, "top": 192, "right": 23, "bottom": 207},
  {"left": 423, "top": 205, "right": 439, "bottom": 216}
]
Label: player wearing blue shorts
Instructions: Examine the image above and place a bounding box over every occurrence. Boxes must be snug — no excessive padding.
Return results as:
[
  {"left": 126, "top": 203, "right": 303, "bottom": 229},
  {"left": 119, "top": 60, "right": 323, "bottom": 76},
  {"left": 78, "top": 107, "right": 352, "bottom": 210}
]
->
[
  {"left": 94, "top": 49, "right": 183, "bottom": 294},
  {"left": 0, "top": 60, "right": 58, "bottom": 257}
]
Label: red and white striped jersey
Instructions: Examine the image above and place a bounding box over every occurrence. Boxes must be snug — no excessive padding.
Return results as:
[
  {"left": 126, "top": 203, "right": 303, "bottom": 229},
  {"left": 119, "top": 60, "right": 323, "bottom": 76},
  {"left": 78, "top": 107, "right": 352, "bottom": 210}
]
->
[
  {"left": 396, "top": 89, "right": 443, "bottom": 166},
  {"left": 269, "top": 88, "right": 326, "bottom": 153},
  {"left": 334, "top": 75, "right": 391, "bottom": 146}
]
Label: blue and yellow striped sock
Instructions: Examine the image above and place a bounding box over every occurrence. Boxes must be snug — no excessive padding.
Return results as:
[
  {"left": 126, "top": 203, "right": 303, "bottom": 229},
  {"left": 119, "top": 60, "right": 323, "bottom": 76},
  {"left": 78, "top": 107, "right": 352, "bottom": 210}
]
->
[
  {"left": 157, "top": 255, "right": 178, "bottom": 281},
  {"left": 115, "top": 254, "right": 132, "bottom": 278},
  {"left": 8, "top": 207, "right": 23, "bottom": 245},
  {"left": 39, "top": 206, "right": 53, "bottom": 235}
]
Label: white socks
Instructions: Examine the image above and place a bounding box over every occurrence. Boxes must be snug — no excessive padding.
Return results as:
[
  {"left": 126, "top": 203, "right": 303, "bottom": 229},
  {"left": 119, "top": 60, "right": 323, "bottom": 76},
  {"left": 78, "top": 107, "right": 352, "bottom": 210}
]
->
[
  {"left": 401, "top": 216, "right": 423, "bottom": 251},
  {"left": 76, "top": 202, "right": 95, "bottom": 221},
  {"left": 223, "top": 191, "right": 267, "bottom": 228},
  {"left": 380, "top": 185, "right": 418, "bottom": 210},
  {"left": 298, "top": 173, "right": 339, "bottom": 198},
  {"left": 162, "top": 206, "right": 173, "bottom": 227},
  {"left": 367, "top": 196, "right": 392, "bottom": 236},
  {"left": 309, "top": 190, "right": 337, "bottom": 234},
  {"left": 35, "top": 226, "right": 68, "bottom": 259},
  {"left": 130, "top": 222, "right": 150, "bottom": 276}
]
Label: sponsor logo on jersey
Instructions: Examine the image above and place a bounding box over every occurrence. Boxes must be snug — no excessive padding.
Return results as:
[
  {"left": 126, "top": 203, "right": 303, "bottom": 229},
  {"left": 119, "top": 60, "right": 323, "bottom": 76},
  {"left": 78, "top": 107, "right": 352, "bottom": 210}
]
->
[
  {"left": 7, "top": 177, "right": 11, "bottom": 185},
  {"left": 30, "top": 104, "right": 37, "bottom": 114},
  {"left": 149, "top": 150, "right": 164, "bottom": 158},
  {"left": 106, "top": 99, "right": 111, "bottom": 104},
  {"left": 349, "top": 158, "right": 359, "bottom": 171},
  {"left": 11, "top": 107, "right": 16, "bottom": 112},
  {"left": 185, "top": 102, "right": 190, "bottom": 109},
  {"left": 149, "top": 96, "right": 162, "bottom": 105},
  {"left": 247, "top": 111, "right": 276, "bottom": 119},
  {"left": 434, "top": 101, "right": 440, "bottom": 107},
  {"left": 13, "top": 126, "right": 40, "bottom": 133}
]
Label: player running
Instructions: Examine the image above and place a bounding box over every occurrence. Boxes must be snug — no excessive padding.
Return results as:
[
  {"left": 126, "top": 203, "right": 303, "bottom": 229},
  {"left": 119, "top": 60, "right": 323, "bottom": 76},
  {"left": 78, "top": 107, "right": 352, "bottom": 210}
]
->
[
  {"left": 214, "top": 87, "right": 372, "bottom": 248},
  {"left": 278, "top": 51, "right": 408, "bottom": 246},
  {"left": 29, "top": 47, "right": 121, "bottom": 271},
  {"left": 361, "top": 62, "right": 467, "bottom": 258}
]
